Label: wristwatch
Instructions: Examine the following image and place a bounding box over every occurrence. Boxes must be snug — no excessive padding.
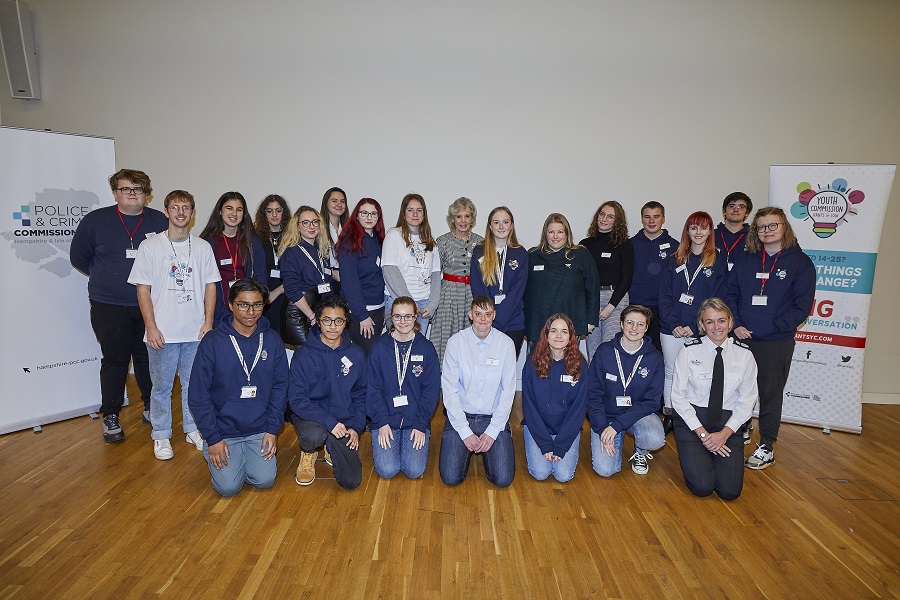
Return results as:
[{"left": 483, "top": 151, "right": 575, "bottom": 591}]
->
[{"left": 698, "top": 431, "right": 707, "bottom": 440}]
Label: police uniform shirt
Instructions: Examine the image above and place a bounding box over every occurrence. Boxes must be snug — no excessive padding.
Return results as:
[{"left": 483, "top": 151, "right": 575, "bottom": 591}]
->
[{"left": 671, "top": 336, "right": 758, "bottom": 432}]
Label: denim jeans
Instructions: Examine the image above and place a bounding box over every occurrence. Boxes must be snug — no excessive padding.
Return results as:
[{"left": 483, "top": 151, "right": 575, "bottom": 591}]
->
[
  {"left": 439, "top": 414, "right": 515, "bottom": 488},
  {"left": 147, "top": 341, "right": 199, "bottom": 440},
  {"left": 590, "top": 413, "right": 665, "bottom": 477},
  {"left": 523, "top": 425, "right": 580, "bottom": 483},
  {"left": 202, "top": 432, "right": 277, "bottom": 497},
  {"left": 585, "top": 290, "right": 628, "bottom": 361},
  {"left": 371, "top": 427, "right": 431, "bottom": 479}
]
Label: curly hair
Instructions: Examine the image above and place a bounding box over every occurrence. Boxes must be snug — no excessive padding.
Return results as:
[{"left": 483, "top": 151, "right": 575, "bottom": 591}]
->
[
  {"left": 532, "top": 313, "right": 584, "bottom": 381},
  {"left": 586, "top": 201, "right": 629, "bottom": 246},
  {"left": 253, "top": 194, "right": 290, "bottom": 240}
]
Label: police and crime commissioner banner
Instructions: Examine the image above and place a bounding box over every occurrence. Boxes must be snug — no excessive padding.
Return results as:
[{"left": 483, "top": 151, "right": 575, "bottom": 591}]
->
[
  {"left": 769, "top": 164, "right": 896, "bottom": 433},
  {"left": 0, "top": 127, "right": 115, "bottom": 435}
]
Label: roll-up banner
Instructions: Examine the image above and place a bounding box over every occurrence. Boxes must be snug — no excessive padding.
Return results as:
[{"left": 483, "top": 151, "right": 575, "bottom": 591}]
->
[
  {"left": 769, "top": 164, "right": 896, "bottom": 434},
  {"left": 0, "top": 126, "right": 115, "bottom": 435}
]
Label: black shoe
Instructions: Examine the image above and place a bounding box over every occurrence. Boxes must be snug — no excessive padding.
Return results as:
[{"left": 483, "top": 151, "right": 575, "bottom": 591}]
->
[
  {"left": 103, "top": 414, "right": 125, "bottom": 443},
  {"left": 662, "top": 414, "right": 674, "bottom": 435},
  {"left": 141, "top": 409, "right": 151, "bottom": 425}
]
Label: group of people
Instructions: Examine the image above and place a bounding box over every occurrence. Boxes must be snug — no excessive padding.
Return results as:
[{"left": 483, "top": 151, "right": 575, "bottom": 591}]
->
[{"left": 71, "top": 170, "right": 815, "bottom": 501}]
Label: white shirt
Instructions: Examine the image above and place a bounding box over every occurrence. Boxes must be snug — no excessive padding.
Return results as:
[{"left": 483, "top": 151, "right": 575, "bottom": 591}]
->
[
  {"left": 381, "top": 227, "right": 441, "bottom": 301},
  {"left": 441, "top": 327, "right": 516, "bottom": 441},
  {"left": 671, "top": 336, "right": 758, "bottom": 433}
]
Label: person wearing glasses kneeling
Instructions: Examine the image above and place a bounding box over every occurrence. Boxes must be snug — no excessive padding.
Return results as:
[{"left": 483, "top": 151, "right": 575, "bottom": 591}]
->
[
  {"left": 289, "top": 295, "right": 366, "bottom": 490},
  {"left": 586, "top": 305, "right": 665, "bottom": 477},
  {"left": 366, "top": 297, "right": 441, "bottom": 479},
  {"left": 188, "top": 279, "right": 288, "bottom": 497}
]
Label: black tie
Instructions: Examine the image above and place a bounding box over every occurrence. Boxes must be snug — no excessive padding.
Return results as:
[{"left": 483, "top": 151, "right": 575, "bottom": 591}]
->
[{"left": 708, "top": 346, "right": 724, "bottom": 428}]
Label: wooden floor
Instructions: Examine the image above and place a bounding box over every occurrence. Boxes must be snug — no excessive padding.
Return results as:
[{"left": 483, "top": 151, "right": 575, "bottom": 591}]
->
[{"left": 0, "top": 379, "right": 898, "bottom": 599}]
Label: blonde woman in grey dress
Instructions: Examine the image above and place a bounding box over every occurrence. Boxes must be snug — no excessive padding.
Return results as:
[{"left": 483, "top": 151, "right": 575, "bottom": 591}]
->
[{"left": 432, "top": 198, "right": 483, "bottom": 362}]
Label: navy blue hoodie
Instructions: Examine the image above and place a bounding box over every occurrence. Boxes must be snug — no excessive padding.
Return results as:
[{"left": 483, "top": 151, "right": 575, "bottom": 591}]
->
[
  {"left": 366, "top": 331, "right": 440, "bottom": 432},
  {"left": 338, "top": 233, "right": 385, "bottom": 322},
  {"left": 188, "top": 316, "right": 289, "bottom": 447},
  {"left": 658, "top": 250, "right": 727, "bottom": 335},
  {"left": 586, "top": 333, "right": 664, "bottom": 434},
  {"left": 722, "top": 244, "right": 815, "bottom": 342},
  {"left": 629, "top": 229, "right": 678, "bottom": 307},
  {"left": 521, "top": 356, "right": 588, "bottom": 458},
  {"left": 714, "top": 222, "right": 750, "bottom": 268},
  {"left": 281, "top": 240, "right": 333, "bottom": 304},
  {"left": 289, "top": 326, "right": 367, "bottom": 433},
  {"left": 470, "top": 245, "right": 529, "bottom": 332}
]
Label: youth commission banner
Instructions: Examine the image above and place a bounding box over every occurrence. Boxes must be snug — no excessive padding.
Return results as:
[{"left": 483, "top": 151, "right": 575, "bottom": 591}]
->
[
  {"left": 0, "top": 127, "right": 115, "bottom": 435},
  {"left": 769, "top": 164, "right": 896, "bottom": 433}
]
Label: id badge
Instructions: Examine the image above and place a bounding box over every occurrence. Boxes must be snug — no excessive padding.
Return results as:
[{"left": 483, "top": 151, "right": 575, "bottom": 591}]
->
[
  {"left": 659, "top": 243, "right": 671, "bottom": 250},
  {"left": 601, "top": 252, "right": 612, "bottom": 258},
  {"left": 393, "top": 394, "right": 409, "bottom": 407},
  {"left": 324, "top": 267, "right": 332, "bottom": 275},
  {"left": 241, "top": 385, "right": 258, "bottom": 398},
  {"left": 228, "top": 280, "right": 237, "bottom": 287},
  {"left": 494, "top": 293, "right": 506, "bottom": 304},
  {"left": 727, "top": 262, "right": 734, "bottom": 271},
  {"left": 411, "top": 354, "right": 424, "bottom": 362},
  {"left": 675, "top": 264, "right": 686, "bottom": 273},
  {"left": 616, "top": 395, "right": 632, "bottom": 407},
  {"left": 220, "top": 258, "right": 232, "bottom": 266},
  {"left": 679, "top": 293, "right": 694, "bottom": 305},
  {"left": 126, "top": 248, "right": 138, "bottom": 259},
  {"left": 752, "top": 295, "right": 768, "bottom": 306},
  {"left": 270, "top": 268, "right": 281, "bottom": 278},
  {"left": 561, "top": 374, "right": 574, "bottom": 383},
  {"left": 533, "top": 265, "right": 544, "bottom": 271},
  {"left": 756, "top": 272, "right": 769, "bottom": 280},
  {"left": 605, "top": 373, "right": 617, "bottom": 382},
  {"left": 318, "top": 283, "right": 331, "bottom": 293},
  {"left": 176, "top": 291, "right": 192, "bottom": 304}
]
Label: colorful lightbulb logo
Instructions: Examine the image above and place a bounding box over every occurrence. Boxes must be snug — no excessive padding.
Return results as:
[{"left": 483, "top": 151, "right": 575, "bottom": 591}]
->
[{"left": 792, "top": 178, "right": 865, "bottom": 238}]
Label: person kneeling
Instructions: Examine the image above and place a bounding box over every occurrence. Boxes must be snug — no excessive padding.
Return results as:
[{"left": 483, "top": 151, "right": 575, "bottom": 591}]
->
[
  {"left": 289, "top": 295, "right": 366, "bottom": 490},
  {"left": 439, "top": 296, "right": 516, "bottom": 488},
  {"left": 188, "top": 279, "right": 288, "bottom": 497},
  {"left": 671, "top": 298, "right": 758, "bottom": 501}
]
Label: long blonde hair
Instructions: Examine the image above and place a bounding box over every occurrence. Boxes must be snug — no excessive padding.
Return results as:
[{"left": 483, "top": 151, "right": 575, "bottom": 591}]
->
[
  {"left": 479, "top": 206, "right": 522, "bottom": 286},
  {"left": 278, "top": 206, "right": 329, "bottom": 258}
]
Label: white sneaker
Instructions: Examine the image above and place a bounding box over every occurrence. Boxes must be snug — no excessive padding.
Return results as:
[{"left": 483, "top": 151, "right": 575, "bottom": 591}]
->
[
  {"left": 186, "top": 430, "right": 204, "bottom": 451},
  {"left": 154, "top": 439, "right": 174, "bottom": 460},
  {"left": 629, "top": 450, "right": 653, "bottom": 475}
]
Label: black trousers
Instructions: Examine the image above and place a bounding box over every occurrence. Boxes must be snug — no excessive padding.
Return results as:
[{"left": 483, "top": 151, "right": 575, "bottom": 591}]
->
[
  {"left": 347, "top": 310, "right": 385, "bottom": 356},
  {"left": 292, "top": 417, "right": 362, "bottom": 491},
  {"left": 504, "top": 329, "right": 525, "bottom": 359},
  {"left": 674, "top": 406, "right": 744, "bottom": 501},
  {"left": 745, "top": 338, "right": 794, "bottom": 447},
  {"left": 645, "top": 305, "right": 663, "bottom": 353},
  {"left": 89, "top": 301, "right": 152, "bottom": 416}
]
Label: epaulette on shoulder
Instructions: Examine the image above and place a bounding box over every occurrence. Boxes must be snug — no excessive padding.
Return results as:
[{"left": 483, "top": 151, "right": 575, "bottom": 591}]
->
[
  {"left": 733, "top": 340, "right": 750, "bottom": 350},
  {"left": 684, "top": 338, "right": 702, "bottom": 347}
]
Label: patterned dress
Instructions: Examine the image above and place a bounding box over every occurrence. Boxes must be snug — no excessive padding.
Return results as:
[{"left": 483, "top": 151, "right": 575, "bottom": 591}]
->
[{"left": 432, "top": 231, "right": 484, "bottom": 362}]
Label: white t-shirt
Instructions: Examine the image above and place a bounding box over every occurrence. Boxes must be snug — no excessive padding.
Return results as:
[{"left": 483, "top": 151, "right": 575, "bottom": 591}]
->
[
  {"left": 328, "top": 222, "right": 341, "bottom": 269},
  {"left": 128, "top": 232, "right": 222, "bottom": 343},
  {"left": 381, "top": 227, "right": 441, "bottom": 301}
]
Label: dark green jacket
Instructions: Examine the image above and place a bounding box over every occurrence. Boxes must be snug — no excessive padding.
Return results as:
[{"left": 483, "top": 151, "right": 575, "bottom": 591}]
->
[{"left": 524, "top": 246, "right": 600, "bottom": 340}]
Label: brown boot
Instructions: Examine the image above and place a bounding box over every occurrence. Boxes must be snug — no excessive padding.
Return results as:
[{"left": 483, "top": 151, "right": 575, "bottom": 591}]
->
[{"left": 295, "top": 450, "right": 317, "bottom": 485}]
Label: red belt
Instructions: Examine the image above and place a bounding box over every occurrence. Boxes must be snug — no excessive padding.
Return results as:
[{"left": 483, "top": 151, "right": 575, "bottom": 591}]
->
[{"left": 443, "top": 273, "right": 470, "bottom": 284}]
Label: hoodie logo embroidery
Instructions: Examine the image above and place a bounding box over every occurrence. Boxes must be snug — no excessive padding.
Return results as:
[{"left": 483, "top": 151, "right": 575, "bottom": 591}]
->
[
  {"left": 638, "top": 367, "right": 649, "bottom": 378},
  {"left": 776, "top": 269, "right": 787, "bottom": 280},
  {"left": 412, "top": 364, "right": 424, "bottom": 377},
  {"left": 508, "top": 259, "right": 519, "bottom": 270},
  {"left": 261, "top": 350, "right": 268, "bottom": 361}
]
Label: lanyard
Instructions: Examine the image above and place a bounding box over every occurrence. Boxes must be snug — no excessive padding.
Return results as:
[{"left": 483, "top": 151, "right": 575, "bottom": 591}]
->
[
  {"left": 299, "top": 244, "right": 325, "bottom": 281},
  {"left": 759, "top": 249, "right": 781, "bottom": 295},
  {"left": 223, "top": 234, "right": 240, "bottom": 280},
  {"left": 614, "top": 347, "right": 643, "bottom": 395},
  {"left": 230, "top": 333, "right": 264, "bottom": 386},
  {"left": 681, "top": 255, "right": 706, "bottom": 292},
  {"left": 394, "top": 338, "right": 413, "bottom": 394},
  {"left": 167, "top": 233, "right": 192, "bottom": 285},
  {"left": 116, "top": 207, "right": 144, "bottom": 249},
  {"left": 496, "top": 245, "right": 508, "bottom": 292},
  {"left": 271, "top": 233, "right": 281, "bottom": 267},
  {"left": 719, "top": 230, "right": 745, "bottom": 260}
]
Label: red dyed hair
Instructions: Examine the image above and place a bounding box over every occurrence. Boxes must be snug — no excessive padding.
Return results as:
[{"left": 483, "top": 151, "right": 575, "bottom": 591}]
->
[
  {"left": 532, "top": 313, "right": 585, "bottom": 380},
  {"left": 336, "top": 198, "right": 386, "bottom": 255},
  {"left": 674, "top": 211, "right": 717, "bottom": 268}
]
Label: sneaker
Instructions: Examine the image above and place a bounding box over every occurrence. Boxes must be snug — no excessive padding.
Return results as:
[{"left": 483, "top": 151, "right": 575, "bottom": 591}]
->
[
  {"left": 295, "top": 451, "right": 317, "bottom": 485},
  {"left": 746, "top": 443, "right": 774, "bottom": 470},
  {"left": 102, "top": 414, "right": 125, "bottom": 443},
  {"left": 142, "top": 410, "right": 151, "bottom": 425},
  {"left": 629, "top": 450, "right": 653, "bottom": 475},
  {"left": 323, "top": 446, "right": 333, "bottom": 467},
  {"left": 662, "top": 414, "right": 674, "bottom": 435},
  {"left": 154, "top": 439, "right": 174, "bottom": 460},
  {"left": 742, "top": 429, "right": 751, "bottom": 445},
  {"left": 186, "top": 430, "right": 204, "bottom": 451}
]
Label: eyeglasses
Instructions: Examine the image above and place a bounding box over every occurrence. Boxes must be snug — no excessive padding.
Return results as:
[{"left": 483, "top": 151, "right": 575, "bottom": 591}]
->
[
  {"left": 359, "top": 210, "right": 379, "bottom": 218},
  {"left": 235, "top": 302, "right": 264, "bottom": 312},
  {"left": 597, "top": 212, "right": 616, "bottom": 221},
  {"left": 726, "top": 203, "right": 748, "bottom": 210},
  {"left": 116, "top": 187, "right": 145, "bottom": 196},
  {"left": 391, "top": 314, "right": 415, "bottom": 322},
  {"left": 624, "top": 320, "right": 647, "bottom": 330},
  {"left": 756, "top": 223, "right": 781, "bottom": 233},
  {"left": 168, "top": 205, "right": 192, "bottom": 213},
  {"left": 265, "top": 208, "right": 283, "bottom": 214},
  {"left": 300, "top": 219, "right": 320, "bottom": 228},
  {"left": 319, "top": 317, "right": 346, "bottom": 326}
]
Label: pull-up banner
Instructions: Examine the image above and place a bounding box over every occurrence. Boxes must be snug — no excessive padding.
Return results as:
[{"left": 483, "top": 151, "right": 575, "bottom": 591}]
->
[
  {"left": 0, "top": 126, "right": 115, "bottom": 435},
  {"left": 769, "top": 164, "right": 896, "bottom": 433}
]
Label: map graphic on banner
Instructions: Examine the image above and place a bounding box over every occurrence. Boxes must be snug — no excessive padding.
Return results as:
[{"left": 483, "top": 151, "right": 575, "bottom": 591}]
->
[{"left": 769, "top": 164, "right": 896, "bottom": 433}]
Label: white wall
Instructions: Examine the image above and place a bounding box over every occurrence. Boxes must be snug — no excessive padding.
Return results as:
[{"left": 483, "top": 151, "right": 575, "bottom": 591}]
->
[{"left": 2, "top": 0, "right": 899, "bottom": 401}]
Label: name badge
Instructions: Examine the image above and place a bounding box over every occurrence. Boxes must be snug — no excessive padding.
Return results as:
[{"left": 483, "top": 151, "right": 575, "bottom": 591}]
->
[
  {"left": 176, "top": 291, "right": 192, "bottom": 304},
  {"left": 376, "top": 257, "right": 381, "bottom": 266},
  {"left": 605, "top": 373, "right": 617, "bottom": 382},
  {"left": 220, "top": 258, "right": 232, "bottom": 266},
  {"left": 494, "top": 294, "right": 506, "bottom": 304},
  {"left": 659, "top": 243, "right": 670, "bottom": 249},
  {"left": 727, "top": 262, "right": 734, "bottom": 271},
  {"left": 601, "top": 252, "right": 612, "bottom": 258},
  {"left": 616, "top": 395, "right": 632, "bottom": 407},
  {"left": 341, "top": 356, "right": 353, "bottom": 368},
  {"left": 486, "top": 358, "right": 499, "bottom": 366},
  {"left": 533, "top": 265, "right": 544, "bottom": 271},
  {"left": 411, "top": 354, "right": 424, "bottom": 362},
  {"left": 756, "top": 272, "right": 769, "bottom": 280},
  {"left": 752, "top": 295, "right": 768, "bottom": 306},
  {"left": 126, "top": 249, "right": 138, "bottom": 259},
  {"left": 241, "top": 385, "right": 258, "bottom": 398},
  {"left": 561, "top": 374, "right": 574, "bottom": 383},
  {"left": 675, "top": 264, "right": 686, "bottom": 273},
  {"left": 228, "top": 280, "right": 237, "bottom": 287},
  {"left": 145, "top": 232, "right": 157, "bottom": 238},
  {"left": 697, "top": 372, "right": 713, "bottom": 381},
  {"left": 679, "top": 293, "right": 694, "bottom": 305},
  {"left": 393, "top": 394, "right": 409, "bottom": 407},
  {"left": 324, "top": 267, "right": 332, "bottom": 275},
  {"left": 270, "top": 269, "right": 281, "bottom": 278},
  {"left": 478, "top": 256, "right": 484, "bottom": 263},
  {"left": 318, "top": 283, "right": 332, "bottom": 293}
]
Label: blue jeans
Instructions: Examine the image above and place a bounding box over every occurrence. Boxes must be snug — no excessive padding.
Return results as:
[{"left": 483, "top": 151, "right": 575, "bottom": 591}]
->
[
  {"left": 523, "top": 425, "right": 580, "bottom": 483},
  {"left": 147, "top": 341, "right": 199, "bottom": 440},
  {"left": 371, "top": 427, "right": 431, "bottom": 479},
  {"left": 590, "top": 413, "right": 665, "bottom": 477},
  {"left": 439, "top": 414, "right": 515, "bottom": 488},
  {"left": 385, "top": 296, "right": 431, "bottom": 338},
  {"left": 202, "top": 432, "right": 277, "bottom": 497}
]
